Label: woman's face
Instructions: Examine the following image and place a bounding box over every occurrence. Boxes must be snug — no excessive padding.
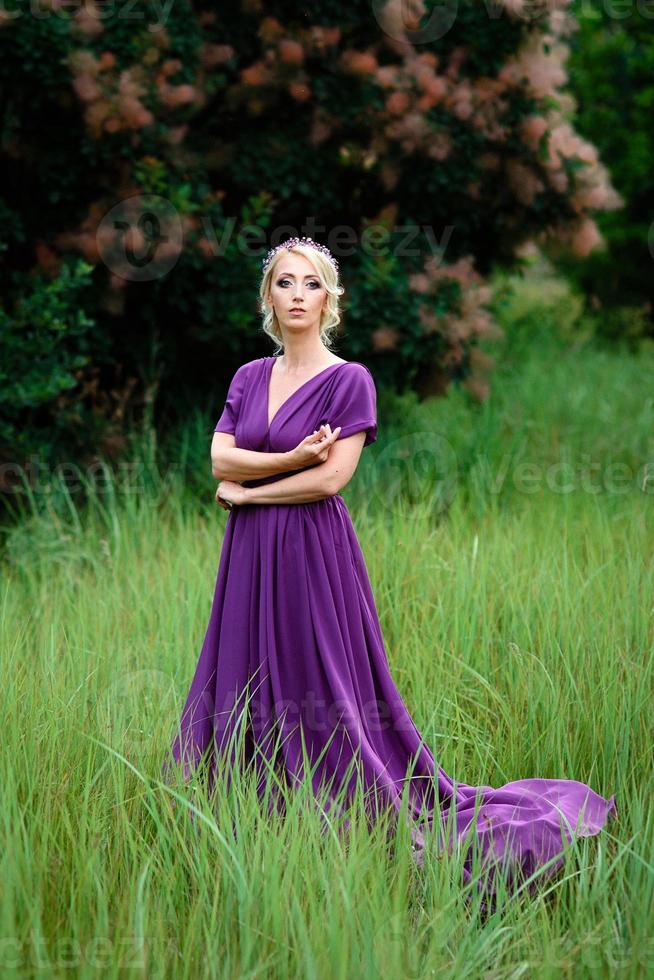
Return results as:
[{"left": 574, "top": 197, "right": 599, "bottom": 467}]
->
[{"left": 267, "top": 251, "right": 327, "bottom": 336}]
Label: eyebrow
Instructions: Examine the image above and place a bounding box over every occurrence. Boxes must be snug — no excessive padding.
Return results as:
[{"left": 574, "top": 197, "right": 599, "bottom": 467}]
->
[{"left": 275, "top": 271, "right": 321, "bottom": 278}]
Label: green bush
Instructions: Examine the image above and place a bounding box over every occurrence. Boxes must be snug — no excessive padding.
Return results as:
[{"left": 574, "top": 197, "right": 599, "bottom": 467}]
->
[{"left": 562, "top": 0, "right": 654, "bottom": 341}]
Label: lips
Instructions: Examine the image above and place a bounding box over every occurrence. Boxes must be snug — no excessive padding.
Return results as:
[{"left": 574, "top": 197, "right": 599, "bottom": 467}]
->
[{"left": 290, "top": 308, "right": 305, "bottom": 312}]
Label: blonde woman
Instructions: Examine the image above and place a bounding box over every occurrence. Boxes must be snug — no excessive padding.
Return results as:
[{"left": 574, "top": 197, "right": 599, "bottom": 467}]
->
[{"left": 165, "top": 237, "right": 616, "bottom": 906}]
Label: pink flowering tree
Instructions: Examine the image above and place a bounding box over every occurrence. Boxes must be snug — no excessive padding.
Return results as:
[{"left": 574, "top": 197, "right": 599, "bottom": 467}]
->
[{"left": 0, "top": 0, "right": 622, "bottom": 478}]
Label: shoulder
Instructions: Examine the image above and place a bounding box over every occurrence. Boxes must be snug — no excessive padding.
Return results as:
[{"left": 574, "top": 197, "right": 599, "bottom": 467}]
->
[
  {"left": 229, "top": 358, "right": 265, "bottom": 383},
  {"left": 327, "top": 361, "right": 377, "bottom": 411},
  {"left": 337, "top": 359, "right": 373, "bottom": 374},
  {"left": 239, "top": 357, "right": 267, "bottom": 373},
  {"left": 336, "top": 361, "right": 376, "bottom": 386}
]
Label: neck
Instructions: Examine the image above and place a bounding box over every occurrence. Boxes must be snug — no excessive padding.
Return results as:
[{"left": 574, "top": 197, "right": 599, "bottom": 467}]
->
[{"left": 277, "top": 341, "right": 332, "bottom": 370}]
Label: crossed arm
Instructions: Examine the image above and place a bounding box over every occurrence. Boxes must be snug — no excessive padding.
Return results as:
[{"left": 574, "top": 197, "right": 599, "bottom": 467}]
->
[{"left": 211, "top": 429, "right": 367, "bottom": 505}]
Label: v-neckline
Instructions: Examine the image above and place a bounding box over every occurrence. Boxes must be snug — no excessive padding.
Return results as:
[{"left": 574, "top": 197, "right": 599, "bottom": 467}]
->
[{"left": 265, "top": 356, "right": 347, "bottom": 432}]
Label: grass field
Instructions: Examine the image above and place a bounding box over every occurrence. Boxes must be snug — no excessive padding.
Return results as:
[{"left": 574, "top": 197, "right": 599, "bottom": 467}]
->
[{"left": 2, "top": 270, "right": 653, "bottom": 977}]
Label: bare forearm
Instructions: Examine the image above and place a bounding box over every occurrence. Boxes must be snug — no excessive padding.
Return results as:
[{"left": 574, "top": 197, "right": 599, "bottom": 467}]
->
[
  {"left": 212, "top": 447, "right": 297, "bottom": 482},
  {"left": 244, "top": 463, "right": 335, "bottom": 504}
]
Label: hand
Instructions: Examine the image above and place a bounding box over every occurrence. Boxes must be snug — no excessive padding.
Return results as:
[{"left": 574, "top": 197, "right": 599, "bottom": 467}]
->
[
  {"left": 215, "top": 479, "right": 248, "bottom": 510},
  {"left": 289, "top": 424, "right": 342, "bottom": 468}
]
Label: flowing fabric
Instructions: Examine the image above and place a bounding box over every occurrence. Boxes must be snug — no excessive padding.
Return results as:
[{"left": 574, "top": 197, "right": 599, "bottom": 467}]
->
[{"left": 164, "top": 356, "right": 617, "bottom": 902}]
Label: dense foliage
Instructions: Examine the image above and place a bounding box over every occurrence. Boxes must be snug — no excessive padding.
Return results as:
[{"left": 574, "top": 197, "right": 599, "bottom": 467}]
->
[
  {"left": 0, "top": 0, "right": 622, "bottom": 487},
  {"left": 563, "top": 0, "right": 654, "bottom": 343}
]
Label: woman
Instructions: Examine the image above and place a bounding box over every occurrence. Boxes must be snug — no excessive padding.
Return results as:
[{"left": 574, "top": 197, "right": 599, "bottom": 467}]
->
[{"left": 164, "top": 236, "right": 616, "bottom": 903}]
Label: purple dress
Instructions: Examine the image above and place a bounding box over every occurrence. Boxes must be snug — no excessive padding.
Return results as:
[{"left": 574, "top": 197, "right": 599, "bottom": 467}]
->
[{"left": 165, "top": 356, "right": 617, "bottom": 901}]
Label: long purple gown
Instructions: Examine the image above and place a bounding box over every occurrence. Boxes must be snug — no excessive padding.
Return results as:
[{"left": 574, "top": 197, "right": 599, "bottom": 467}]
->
[{"left": 165, "top": 356, "right": 617, "bottom": 901}]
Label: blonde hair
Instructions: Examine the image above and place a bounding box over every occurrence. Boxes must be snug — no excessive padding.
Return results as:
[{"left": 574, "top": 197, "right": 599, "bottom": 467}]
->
[{"left": 258, "top": 244, "right": 345, "bottom": 353}]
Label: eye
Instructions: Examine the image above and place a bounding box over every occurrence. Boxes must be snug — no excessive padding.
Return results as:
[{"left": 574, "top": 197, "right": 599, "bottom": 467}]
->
[{"left": 276, "top": 278, "right": 322, "bottom": 288}]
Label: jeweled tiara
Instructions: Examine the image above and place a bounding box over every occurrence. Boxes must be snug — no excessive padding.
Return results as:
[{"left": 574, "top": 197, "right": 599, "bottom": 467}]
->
[{"left": 262, "top": 236, "right": 340, "bottom": 275}]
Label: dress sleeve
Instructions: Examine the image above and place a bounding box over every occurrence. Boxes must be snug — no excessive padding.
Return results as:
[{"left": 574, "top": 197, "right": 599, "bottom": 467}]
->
[
  {"left": 325, "top": 363, "right": 377, "bottom": 447},
  {"left": 214, "top": 363, "right": 249, "bottom": 434}
]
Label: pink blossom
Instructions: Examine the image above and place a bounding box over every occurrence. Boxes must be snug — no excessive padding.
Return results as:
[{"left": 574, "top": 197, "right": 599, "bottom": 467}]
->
[
  {"left": 386, "top": 91, "right": 410, "bottom": 115},
  {"left": 425, "top": 132, "right": 453, "bottom": 161},
  {"left": 199, "top": 43, "right": 234, "bottom": 68},
  {"left": 69, "top": 51, "right": 100, "bottom": 75},
  {"left": 98, "top": 51, "right": 116, "bottom": 71},
  {"left": 72, "top": 73, "right": 102, "bottom": 103},
  {"left": 73, "top": 2, "right": 104, "bottom": 37},
  {"left": 166, "top": 84, "right": 196, "bottom": 106},
  {"left": 507, "top": 39, "right": 567, "bottom": 99},
  {"left": 309, "top": 118, "right": 333, "bottom": 145},
  {"left": 417, "top": 305, "right": 439, "bottom": 333},
  {"left": 570, "top": 217, "right": 602, "bottom": 257},
  {"left": 240, "top": 61, "right": 271, "bottom": 87},
  {"left": 259, "top": 17, "right": 284, "bottom": 42},
  {"left": 375, "top": 66, "right": 398, "bottom": 89},
  {"left": 161, "top": 58, "right": 183, "bottom": 78},
  {"left": 196, "top": 237, "right": 215, "bottom": 259},
  {"left": 464, "top": 376, "right": 490, "bottom": 401},
  {"left": 35, "top": 242, "right": 61, "bottom": 275},
  {"left": 445, "top": 46, "right": 467, "bottom": 81},
  {"left": 371, "top": 326, "right": 399, "bottom": 350},
  {"left": 289, "top": 81, "right": 311, "bottom": 101},
  {"left": 85, "top": 101, "right": 111, "bottom": 136},
  {"left": 505, "top": 158, "right": 545, "bottom": 206},
  {"left": 307, "top": 25, "right": 341, "bottom": 53},
  {"left": 341, "top": 49, "right": 378, "bottom": 76},
  {"left": 278, "top": 39, "right": 304, "bottom": 65},
  {"left": 118, "top": 69, "right": 144, "bottom": 100},
  {"left": 409, "top": 273, "right": 430, "bottom": 294},
  {"left": 520, "top": 114, "right": 548, "bottom": 150},
  {"left": 448, "top": 81, "right": 473, "bottom": 120},
  {"left": 549, "top": 169, "right": 569, "bottom": 192},
  {"left": 167, "top": 125, "right": 188, "bottom": 145}
]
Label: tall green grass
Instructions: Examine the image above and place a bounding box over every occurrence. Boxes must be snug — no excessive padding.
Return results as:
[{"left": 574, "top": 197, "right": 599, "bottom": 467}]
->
[{"left": 1, "top": 270, "right": 653, "bottom": 977}]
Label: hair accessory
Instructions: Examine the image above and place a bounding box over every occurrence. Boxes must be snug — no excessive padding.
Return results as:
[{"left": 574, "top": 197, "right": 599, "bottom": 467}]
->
[{"left": 262, "top": 236, "right": 339, "bottom": 275}]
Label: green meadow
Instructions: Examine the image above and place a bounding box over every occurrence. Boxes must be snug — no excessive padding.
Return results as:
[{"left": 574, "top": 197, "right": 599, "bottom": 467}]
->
[{"left": 2, "top": 269, "right": 652, "bottom": 978}]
